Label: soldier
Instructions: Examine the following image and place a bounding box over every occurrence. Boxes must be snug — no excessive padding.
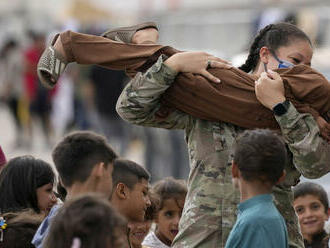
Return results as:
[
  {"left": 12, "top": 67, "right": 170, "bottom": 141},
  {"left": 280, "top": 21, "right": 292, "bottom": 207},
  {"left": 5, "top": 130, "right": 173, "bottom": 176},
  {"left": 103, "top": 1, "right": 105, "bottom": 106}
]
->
[{"left": 115, "top": 23, "right": 330, "bottom": 248}]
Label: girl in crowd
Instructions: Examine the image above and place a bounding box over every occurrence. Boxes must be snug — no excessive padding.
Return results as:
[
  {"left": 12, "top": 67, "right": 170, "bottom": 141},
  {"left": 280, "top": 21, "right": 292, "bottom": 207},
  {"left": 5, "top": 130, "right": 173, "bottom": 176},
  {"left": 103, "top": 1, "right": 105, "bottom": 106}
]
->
[
  {"left": 43, "top": 194, "right": 128, "bottom": 248},
  {"left": 0, "top": 210, "right": 43, "bottom": 248},
  {"left": 0, "top": 155, "right": 57, "bottom": 214},
  {"left": 142, "top": 177, "right": 187, "bottom": 248}
]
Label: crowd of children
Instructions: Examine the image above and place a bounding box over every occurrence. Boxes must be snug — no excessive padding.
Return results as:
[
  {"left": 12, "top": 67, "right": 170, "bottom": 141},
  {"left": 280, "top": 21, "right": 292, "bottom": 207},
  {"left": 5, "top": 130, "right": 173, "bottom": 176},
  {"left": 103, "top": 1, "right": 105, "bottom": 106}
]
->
[{"left": 0, "top": 129, "right": 328, "bottom": 248}]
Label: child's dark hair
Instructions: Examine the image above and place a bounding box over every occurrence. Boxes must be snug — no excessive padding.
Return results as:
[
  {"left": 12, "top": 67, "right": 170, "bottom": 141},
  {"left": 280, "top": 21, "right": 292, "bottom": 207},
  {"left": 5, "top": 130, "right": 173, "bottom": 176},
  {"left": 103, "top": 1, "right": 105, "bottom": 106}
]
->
[
  {"left": 293, "top": 182, "right": 329, "bottom": 213},
  {"left": 239, "top": 22, "right": 312, "bottom": 73},
  {"left": 0, "top": 156, "right": 55, "bottom": 213},
  {"left": 0, "top": 210, "right": 44, "bottom": 248},
  {"left": 152, "top": 177, "right": 187, "bottom": 210},
  {"left": 233, "top": 129, "right": 287, "bottom": 185},
  {"left": 112, "top": 159, "right": 150, "bottom": 190},
  {"left": 52, "top": 131, "right": 118, "bottom": 187},
  {"left": 145, "top": 192, "right": 160, "bottom": 221},
  {"left": 43, "top": 194, "right": 127, "bottom": 248}
]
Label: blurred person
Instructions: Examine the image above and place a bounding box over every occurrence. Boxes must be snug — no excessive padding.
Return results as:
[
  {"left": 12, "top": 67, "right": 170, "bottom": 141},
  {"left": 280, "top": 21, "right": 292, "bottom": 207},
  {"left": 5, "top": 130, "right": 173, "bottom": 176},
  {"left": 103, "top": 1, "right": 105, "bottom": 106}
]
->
[
  {"left": 43, "top": 194, "right": 128, "bottom": 248},
  {"left": 0, "top": 210, "right": 44, "bottom": 248},
  {"left": 128, "top": 192, "right": 159, "bottom": 248},
  {"left": 24, "top": 32, "right": 54, "bottom": 148},
  {"left": 37, "top": 22, "right": 330, "bottom": 248},
  {"left": 0, "top": 146, "right": 6, "bottom": 170},
  {"left": 0, "top": 39, "right": 24, "bottom": 148},
  {"left": 50, "top": 65, "right": 76, "bottom": 140},
  {"left": 142, "top": 177, "right": 187, "bottom": 248},
  {"left": 0, "top": 155, "right": 57, "bottom": 214},
  {"left": 293, "top": 182, "right": 330, "bottom": 248},
  {"left": 32, "top": 131, "right": 118, "bottom": 248},
  {"left": 89, "top": 65, "right": 131, "bottom": 156},
  {"left": 225, "top": 129, "right": 288, "bottom": 248}
]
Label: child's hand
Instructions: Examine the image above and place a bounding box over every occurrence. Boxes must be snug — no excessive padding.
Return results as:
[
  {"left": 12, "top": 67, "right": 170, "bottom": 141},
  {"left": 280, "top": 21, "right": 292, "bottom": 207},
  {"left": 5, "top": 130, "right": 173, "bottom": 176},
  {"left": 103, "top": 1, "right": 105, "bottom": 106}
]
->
[{"left": 316, "top": 116, "right": 330, "bottom": 142}]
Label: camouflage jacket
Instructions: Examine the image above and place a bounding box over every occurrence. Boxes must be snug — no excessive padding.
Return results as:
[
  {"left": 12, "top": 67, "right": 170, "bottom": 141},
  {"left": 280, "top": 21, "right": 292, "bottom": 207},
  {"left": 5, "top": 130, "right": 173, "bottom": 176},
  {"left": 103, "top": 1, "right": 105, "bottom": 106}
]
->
[{"left": 116, "top": 55, "right": 330, "bottom": 248}]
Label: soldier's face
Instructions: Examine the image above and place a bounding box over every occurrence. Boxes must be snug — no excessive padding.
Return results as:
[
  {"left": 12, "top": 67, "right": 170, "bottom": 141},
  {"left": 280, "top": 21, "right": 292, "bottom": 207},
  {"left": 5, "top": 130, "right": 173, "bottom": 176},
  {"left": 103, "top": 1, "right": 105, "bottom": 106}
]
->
[{"left": 294, "top": 194, "right": 329, "bottom": 241}]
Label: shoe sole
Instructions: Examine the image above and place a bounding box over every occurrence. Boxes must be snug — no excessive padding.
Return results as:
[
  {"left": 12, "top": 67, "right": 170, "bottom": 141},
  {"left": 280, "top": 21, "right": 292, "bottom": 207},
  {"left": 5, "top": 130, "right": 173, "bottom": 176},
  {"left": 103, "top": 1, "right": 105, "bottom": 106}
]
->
[{"left": 101, "top": 22, "right": 158, "bottom": 42}]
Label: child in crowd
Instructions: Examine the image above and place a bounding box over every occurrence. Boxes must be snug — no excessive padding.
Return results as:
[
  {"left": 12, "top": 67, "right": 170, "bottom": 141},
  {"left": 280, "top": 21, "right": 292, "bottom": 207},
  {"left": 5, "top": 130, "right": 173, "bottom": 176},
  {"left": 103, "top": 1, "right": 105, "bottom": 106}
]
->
[
  {"left": 32, "top": 131, "right": 118, "bottom": 248},
  {"left": 43, "top": 194, "right": 128, "bottom": 248},
  {"left": 225, "top": 129, "right": 288, "bottom": 248},
  {"left": 0, "top": 155, "right": 56, "bottom": 214},
  {"left": 0, "top": 210, "right": 44, "bottom": 248},
  {"left": 129, "top": 193, "right": 160, "bottom": 248},
  {"left": 293, "top": 182, "right": 330, "bottom": 248},
  {"left": 142, "top": 177, "right": 187, "bottom": 248},
  {"left": 110, "top": 159, "right": 151, "bottom": 222}
]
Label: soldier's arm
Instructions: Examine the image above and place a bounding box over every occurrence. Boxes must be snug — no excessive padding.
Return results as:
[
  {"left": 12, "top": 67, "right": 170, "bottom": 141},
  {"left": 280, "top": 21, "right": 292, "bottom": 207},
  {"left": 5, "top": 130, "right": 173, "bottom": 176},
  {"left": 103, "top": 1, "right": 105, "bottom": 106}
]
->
[
  {"left": 255, "top": 71, "right": 330, "bottom": 179},
  {"left": 275, "top": 103, "right": 330, "bottom": 178},
  {"left": 116, "top": 55, "right": 190, "bottom": 129}
]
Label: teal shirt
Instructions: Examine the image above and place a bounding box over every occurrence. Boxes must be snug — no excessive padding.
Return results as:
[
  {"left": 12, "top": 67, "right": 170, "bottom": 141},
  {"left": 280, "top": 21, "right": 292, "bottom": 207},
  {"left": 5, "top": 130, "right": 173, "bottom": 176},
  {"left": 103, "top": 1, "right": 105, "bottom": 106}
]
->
[{"left": 225, "top": 194, "right": 289, "bottom": 248}]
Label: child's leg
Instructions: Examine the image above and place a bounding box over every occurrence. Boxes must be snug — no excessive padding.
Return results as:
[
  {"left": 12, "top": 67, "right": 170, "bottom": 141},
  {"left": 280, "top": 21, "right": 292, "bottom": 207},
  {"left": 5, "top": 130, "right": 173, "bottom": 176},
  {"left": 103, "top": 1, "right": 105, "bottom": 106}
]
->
[{"left": 59, "top": 30, "right": 164, "bottom": 72}]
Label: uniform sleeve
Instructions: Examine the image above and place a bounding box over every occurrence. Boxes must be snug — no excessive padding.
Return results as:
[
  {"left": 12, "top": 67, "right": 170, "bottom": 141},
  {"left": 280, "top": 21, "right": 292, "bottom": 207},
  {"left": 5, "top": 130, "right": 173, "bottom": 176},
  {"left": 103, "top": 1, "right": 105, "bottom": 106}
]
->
[
  {"left": 116, "top": 55, "right": 190, "bottom": 130},
  {"left": 275, "top": 102, "right": 330, "bottom": 178}
]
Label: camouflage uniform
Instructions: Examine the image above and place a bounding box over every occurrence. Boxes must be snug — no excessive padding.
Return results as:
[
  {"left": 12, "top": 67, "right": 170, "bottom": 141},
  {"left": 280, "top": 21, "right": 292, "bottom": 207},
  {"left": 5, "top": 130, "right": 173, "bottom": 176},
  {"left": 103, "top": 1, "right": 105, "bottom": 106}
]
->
[{"left": 116, "top": 56, "right": 330, "bottom": 248}]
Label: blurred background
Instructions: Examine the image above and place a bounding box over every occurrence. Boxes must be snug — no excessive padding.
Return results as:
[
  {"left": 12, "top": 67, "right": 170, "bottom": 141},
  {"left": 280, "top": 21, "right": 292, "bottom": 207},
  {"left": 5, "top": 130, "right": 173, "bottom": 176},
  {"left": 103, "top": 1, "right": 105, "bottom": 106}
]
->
[{"left": 0, "top": 0, "right": 329, "bottom": 192}]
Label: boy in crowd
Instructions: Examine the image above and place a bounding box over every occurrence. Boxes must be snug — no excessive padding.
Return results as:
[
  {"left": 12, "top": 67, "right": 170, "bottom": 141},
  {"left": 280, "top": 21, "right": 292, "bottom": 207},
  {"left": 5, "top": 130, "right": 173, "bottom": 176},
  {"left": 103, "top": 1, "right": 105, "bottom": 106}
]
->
[
  {"left": 32, "top": 131, "right": 118, "bottom": 248},
  {"left": 293, "top": 182, "right": 330, "bottom": 248},
  {"left": 225, "top": 129, "right": 288, "bottom": 248},
  {"left": 110, "top": 159, "right": 151, "bottom": 222}
]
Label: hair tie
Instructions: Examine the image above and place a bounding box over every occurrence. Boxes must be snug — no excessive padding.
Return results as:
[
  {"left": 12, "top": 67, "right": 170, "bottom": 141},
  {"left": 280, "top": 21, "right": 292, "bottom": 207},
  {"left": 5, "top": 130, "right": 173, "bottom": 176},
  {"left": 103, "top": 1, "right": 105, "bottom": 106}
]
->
[
  {"left": 71, "top": 237, "right": 81, "bottom": 248},
  {"left": 0, "top": 217, "right": 7, "bottom": 242}
]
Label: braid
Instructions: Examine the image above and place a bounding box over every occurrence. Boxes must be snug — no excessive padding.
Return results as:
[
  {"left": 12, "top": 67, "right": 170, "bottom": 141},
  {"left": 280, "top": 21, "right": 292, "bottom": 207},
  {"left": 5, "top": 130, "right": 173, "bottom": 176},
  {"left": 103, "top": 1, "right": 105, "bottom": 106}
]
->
[{"left": 239, "top": 24, "right": 274, "bottom": 73}]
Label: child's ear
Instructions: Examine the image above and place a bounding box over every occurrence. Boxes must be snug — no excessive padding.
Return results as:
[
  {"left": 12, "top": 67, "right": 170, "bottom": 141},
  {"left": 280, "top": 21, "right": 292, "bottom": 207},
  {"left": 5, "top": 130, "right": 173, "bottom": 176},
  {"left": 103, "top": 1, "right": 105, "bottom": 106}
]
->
[
  {"left": 327, "top": 208, "right": 330, "bottom": 219},
  {"left": 231, "top": 161, "right": 239, "bottom": 179},
  {"left": 115, "top": 183, "right": 129, "bottom": 200},
  {"left": 276, "top": 170, "right": 286, "bottom": 184}
]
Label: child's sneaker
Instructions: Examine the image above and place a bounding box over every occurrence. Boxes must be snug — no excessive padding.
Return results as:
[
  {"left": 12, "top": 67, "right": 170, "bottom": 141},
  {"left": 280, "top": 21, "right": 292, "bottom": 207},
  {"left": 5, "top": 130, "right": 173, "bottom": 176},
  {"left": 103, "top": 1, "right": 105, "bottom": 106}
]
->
[
  {"left": 101, "top": 22, "right": 158, "bottom": 43},
  {"left": 37, "top": 34, "right": 68, "bottom": 89}
]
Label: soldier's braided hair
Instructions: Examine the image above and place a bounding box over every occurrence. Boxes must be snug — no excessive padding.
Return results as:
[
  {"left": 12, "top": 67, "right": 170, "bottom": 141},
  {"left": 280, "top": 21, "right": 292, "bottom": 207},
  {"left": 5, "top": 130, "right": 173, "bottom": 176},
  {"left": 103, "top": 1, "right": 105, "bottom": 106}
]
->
[{"left": 239, "top": 22, "right": 312, "bottom": 73}]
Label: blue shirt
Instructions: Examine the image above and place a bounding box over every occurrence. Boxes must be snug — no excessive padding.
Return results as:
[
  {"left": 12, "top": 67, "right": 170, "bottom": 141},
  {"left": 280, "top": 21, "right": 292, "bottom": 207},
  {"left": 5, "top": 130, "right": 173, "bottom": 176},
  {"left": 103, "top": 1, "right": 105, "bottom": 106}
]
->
[
  {"left": 32, "top": 204, "right": 62, "bottom": 248},
  {"left": 225, "top": 194, "right": 288, "bottom": 248}
]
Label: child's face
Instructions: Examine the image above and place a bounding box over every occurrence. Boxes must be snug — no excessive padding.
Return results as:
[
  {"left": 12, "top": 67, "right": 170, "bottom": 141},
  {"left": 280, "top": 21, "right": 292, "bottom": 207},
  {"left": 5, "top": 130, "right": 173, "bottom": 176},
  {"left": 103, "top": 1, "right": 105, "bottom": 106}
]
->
[
  {"left": 155, "top": 198, "right": 184, "bottom": 246},
  {"left": 294, "top": 194, "right": 329, "bottom": 240},
  {"left": 128, "top": 220, "right": 152, "bottom": 247},
  {"left": 36, "top": 183, "right": 57, "bottom": 213},
  {"left": 127, "top": 179, "right": 151, "bottom": 222}
]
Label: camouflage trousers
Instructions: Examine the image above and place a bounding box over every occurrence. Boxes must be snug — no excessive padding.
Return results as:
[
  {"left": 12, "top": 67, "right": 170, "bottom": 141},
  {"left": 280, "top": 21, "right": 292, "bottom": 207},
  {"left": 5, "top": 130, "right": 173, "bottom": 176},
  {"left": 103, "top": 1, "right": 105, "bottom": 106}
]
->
[
  {"left": 172, "top": 155, "right": 240, "bottom": 248},
  {"left": 171, "top": 159, "right": 304, "bottom": 248}
]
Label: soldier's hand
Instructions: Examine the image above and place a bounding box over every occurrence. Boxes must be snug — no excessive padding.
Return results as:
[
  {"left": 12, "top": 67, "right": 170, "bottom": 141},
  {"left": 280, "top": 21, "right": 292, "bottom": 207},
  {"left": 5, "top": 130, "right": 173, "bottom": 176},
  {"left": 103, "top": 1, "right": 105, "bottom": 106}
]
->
[
  {"left": 164, "top": 51, "right": 232, "bottom": 83},
  {"left": 255, "top": 70, "right": 286, "bottom": 110}
]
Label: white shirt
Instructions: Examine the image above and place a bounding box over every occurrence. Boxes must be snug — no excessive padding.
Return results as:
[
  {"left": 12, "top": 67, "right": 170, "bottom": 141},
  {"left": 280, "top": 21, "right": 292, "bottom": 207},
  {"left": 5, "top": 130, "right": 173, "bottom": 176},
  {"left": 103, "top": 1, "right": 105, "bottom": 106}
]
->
[{"left": 142, "top": 231, "right": 170, "bottom": 248}]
